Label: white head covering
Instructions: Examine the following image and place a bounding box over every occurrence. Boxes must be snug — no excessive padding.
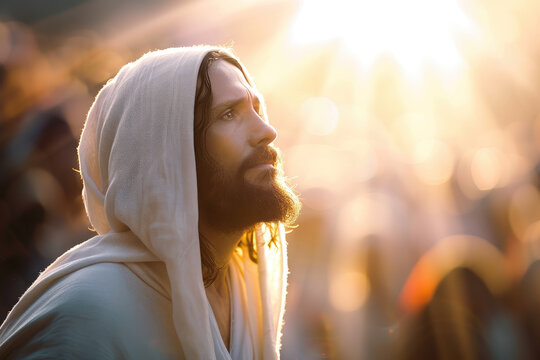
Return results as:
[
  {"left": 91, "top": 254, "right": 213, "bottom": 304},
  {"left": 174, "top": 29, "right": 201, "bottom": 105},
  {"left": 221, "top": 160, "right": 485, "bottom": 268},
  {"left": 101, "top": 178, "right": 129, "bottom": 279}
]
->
[{"left": 0, "top": 46, "right": 288, "bottom": 359}]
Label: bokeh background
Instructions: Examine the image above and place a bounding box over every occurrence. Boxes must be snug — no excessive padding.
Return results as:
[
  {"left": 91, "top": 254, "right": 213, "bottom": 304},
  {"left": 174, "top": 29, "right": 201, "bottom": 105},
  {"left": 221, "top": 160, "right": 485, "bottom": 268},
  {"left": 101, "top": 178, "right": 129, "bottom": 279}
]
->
[{"left": 2, "top": 0, "right": 540, "bottom": 358}]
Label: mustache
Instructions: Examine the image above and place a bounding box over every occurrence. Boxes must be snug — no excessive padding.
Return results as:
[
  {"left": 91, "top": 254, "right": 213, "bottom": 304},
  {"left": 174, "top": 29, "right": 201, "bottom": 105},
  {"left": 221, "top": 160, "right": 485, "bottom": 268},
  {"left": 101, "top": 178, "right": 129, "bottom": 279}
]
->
[{"left": 238, "top": 146, "right": 279, "bottom": 175}]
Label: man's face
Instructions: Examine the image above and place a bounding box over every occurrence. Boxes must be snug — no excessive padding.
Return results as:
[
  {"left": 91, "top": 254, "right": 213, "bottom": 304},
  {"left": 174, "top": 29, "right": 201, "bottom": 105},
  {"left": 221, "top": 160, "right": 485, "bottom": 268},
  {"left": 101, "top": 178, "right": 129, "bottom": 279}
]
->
[
  {"left": 206, "top": 60, "right": 278, "bottom": 188},
  {"left": 196, "top": 60, "right": 299, "bottom": 232}
]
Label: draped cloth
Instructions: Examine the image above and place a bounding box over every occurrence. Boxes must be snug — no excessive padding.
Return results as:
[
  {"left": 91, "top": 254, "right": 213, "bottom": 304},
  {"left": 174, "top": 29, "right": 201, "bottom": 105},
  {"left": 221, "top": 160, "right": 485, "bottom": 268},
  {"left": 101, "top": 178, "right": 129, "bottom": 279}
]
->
[{"left": 0, "top": 46, "right": 288, "bottom": 359}]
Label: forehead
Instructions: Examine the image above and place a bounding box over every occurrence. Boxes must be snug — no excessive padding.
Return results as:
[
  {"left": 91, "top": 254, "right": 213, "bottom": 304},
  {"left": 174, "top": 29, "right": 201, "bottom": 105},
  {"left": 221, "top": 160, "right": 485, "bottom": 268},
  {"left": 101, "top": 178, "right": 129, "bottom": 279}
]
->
[{"left": 208, "top": 60, "right": 258, "bottom": 105}]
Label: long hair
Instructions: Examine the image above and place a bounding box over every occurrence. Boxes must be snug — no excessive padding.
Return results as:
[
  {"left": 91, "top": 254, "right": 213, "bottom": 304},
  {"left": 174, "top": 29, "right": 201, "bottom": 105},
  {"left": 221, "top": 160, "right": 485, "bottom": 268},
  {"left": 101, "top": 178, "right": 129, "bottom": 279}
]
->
[{"left": 194, "top": 49, "right": 282, "bottom": 287}]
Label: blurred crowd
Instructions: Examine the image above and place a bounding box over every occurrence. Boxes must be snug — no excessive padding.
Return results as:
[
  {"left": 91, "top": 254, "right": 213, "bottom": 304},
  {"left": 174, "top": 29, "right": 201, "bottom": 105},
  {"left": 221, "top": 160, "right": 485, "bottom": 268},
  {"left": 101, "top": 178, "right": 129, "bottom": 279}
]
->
[
  {"left": 0, "top": 19, "right": 126, "bottom": 319},
  {"left": 2, "top": 1, "right": 540, "bottom": 358}
]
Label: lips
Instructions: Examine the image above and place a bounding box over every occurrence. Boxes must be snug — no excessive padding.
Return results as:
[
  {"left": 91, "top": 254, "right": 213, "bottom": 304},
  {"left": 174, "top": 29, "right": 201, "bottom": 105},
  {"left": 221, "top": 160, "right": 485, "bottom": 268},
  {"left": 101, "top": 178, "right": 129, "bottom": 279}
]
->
[
  {"left": 250, "top": 163, "right": 275, "bottom": 172},
  {"left": 252, "top": 158, "right": 275, "bottom": 168}
]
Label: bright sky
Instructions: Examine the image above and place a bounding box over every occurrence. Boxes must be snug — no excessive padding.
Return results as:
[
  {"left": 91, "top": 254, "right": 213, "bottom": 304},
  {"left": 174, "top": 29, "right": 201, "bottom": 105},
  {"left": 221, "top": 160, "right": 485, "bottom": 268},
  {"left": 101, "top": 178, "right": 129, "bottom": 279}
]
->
[{"left": 290, "top": 0, "right": 475, "bottom": 72}]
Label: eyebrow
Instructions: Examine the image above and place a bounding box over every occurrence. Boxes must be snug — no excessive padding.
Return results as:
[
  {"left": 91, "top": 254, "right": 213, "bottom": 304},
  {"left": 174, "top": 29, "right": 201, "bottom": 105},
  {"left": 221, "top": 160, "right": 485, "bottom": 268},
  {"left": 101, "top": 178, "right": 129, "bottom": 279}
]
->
[{"left": 211, "top": 92, "right": 262, "bottom": 118}]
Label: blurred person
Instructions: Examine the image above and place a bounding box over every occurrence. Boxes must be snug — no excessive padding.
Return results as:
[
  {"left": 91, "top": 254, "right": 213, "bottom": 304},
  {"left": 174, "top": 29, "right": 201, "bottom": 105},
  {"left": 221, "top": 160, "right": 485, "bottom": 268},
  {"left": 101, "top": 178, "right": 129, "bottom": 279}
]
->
[
  {"left": 0, "top": 46, "right": 300, "bottom": 359},
  {"left": 517, "top": 259, "right": 540, "bottom": 359},
  {"left": 0, "top": 109, "right": 87, "bottom": 319},
  {"left": 396, "top": 267, "right": 525, "bottom": 360},
  {"left": 0, "top": 20, "right": 94, "bottom": 321}
]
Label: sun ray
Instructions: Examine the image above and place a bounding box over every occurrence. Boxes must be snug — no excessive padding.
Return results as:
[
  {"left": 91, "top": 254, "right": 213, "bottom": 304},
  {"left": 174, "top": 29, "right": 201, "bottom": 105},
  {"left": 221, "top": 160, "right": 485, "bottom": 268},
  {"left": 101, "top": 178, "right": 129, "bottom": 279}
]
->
[{"left": 289, "top": 0, "right": 476, "bottom": 74}]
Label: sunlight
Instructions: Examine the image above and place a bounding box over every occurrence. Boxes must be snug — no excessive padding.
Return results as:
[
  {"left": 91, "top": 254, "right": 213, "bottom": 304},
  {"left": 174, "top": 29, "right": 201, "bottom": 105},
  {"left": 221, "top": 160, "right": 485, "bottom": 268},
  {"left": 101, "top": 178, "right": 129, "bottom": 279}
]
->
[
  {"left": 470, "top": 147, "right": 503, "bottom": 191},
  {"left": 330, "top": 270, "right": 370, "bottom": 312},
  {"left": 301, "top": 97, "right": 339, "bottom": 136},
  {"left": 290, "top": 0, "right": 474, "bottom": 72}
]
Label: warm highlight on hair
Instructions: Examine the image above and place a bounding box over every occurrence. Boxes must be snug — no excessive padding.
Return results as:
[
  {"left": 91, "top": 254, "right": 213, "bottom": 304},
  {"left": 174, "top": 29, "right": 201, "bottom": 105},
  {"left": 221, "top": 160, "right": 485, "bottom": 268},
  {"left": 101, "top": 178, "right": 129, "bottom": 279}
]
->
[{"left": 194, "top": 49, "right": 281, "bottom": 287}]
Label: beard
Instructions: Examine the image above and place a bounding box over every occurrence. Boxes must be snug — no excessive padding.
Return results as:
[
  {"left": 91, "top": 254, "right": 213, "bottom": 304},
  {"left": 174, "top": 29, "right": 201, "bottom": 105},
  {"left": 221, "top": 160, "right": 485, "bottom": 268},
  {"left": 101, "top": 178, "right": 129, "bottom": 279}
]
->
[{"left": 196, "top": 146, "right": 300, "bottom": 233}]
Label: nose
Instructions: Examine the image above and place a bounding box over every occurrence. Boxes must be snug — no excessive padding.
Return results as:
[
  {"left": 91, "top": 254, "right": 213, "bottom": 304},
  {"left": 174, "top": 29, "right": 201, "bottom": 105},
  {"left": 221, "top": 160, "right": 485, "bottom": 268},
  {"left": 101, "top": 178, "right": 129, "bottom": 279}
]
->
[{"left": 249, "top": 112, "right": 277, "bottom": 147}]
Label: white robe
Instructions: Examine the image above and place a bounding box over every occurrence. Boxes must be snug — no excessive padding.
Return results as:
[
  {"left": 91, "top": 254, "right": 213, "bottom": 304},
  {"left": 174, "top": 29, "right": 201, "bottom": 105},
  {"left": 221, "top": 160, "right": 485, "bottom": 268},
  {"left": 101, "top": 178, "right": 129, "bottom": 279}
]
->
[
  {"left": 0, "top": 46, "right": 288, "bottom": 359},
  {"left": 0, "top": 244, "right": 267, "bottom": 359}
]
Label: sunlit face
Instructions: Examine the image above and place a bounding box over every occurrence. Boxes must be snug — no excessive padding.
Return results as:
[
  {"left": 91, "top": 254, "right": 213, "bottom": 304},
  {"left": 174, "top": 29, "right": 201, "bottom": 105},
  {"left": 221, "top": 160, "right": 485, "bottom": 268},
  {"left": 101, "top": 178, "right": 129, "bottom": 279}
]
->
[
  {"left": 206, "top": 60, "right": 278, "bottom": 186},
  {"left": 195, "top": 58, "right": 299, "bottom": 232}
]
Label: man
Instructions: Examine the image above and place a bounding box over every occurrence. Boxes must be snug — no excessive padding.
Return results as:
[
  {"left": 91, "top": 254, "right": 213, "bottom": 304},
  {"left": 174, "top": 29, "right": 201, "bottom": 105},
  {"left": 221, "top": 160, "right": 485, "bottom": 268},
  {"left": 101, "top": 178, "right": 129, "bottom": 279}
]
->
[{"left": 0, "top": 46, "right": 300, "bottom": 359}]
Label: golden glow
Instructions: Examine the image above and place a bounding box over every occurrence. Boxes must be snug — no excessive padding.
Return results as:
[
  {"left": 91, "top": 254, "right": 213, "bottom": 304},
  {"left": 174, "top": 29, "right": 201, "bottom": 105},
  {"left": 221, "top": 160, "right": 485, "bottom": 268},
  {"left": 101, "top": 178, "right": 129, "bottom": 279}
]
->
[
  {"left": 337, "top": 191, "right": 399, "bottom": 244},
  {"left": 340, "top": 139, "right": 379, "bottom": 182},
  {"left": 301, "top": 96, "right": 339, "bottom": 136},
  {"left": 412, "top": 139, "right": 455, "bottom": 185},
  {"left": 330, "top": 270, "right": 370, "bottom": 312},
  {"left": 535, "top": 117, "right": 540, "bottom": 152},
  {"left": 290, "top": 0, "right": 473, "bottom": 71},
  {"left": 509, "top": 185, "right": 540, "bottom": 241},
  {"left": 470, "top": 147, "right": 503, "bottom": 191},
  {"left": 394, "top": 113, "right": 438, "bottom": 160},
  {"left": 286, "top": 144, "right": 349, "bottom": 190}
]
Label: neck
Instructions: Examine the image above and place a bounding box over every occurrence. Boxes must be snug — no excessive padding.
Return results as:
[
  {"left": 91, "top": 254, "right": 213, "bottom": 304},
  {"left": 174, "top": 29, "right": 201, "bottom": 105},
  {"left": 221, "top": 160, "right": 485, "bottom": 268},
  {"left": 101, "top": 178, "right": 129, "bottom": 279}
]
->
[{"left": 199, "top": 218, "right": 244, "bottom": 290}]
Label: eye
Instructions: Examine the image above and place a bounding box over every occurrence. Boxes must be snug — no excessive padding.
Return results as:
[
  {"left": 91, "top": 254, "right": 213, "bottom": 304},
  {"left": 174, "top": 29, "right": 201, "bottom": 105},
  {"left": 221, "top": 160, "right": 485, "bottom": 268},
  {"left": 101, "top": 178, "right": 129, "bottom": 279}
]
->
[{"left": 221, "top": 109, "right": 237, "bottom": 121}]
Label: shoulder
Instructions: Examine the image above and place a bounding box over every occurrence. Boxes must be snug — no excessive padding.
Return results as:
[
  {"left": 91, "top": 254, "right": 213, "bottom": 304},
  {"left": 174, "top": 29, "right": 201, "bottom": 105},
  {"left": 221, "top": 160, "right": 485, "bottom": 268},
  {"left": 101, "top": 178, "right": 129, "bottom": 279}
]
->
[
  {"left": 52, "top": 262, "right": 176, "bottom": 330},
  {"left": 3, "top": 263, "right": 182, "bottom": 359},
  {"left": 52, "top": 262, "right": 150, "bottom": 309}
]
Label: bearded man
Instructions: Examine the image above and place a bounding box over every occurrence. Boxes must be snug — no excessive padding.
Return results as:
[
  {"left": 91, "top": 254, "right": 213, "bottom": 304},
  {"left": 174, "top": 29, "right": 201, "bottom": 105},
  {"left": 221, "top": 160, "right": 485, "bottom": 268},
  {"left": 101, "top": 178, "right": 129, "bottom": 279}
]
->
[{"left": 0, "top": 46, "right": 300, "bottom": 359}]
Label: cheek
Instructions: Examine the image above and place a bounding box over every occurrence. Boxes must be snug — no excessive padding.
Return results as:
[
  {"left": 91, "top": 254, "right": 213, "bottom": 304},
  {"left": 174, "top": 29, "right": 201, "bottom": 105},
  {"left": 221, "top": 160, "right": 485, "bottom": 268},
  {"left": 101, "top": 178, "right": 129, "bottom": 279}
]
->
[{"left": 206, "top": 125, "right": 245, "bottom": 172}]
